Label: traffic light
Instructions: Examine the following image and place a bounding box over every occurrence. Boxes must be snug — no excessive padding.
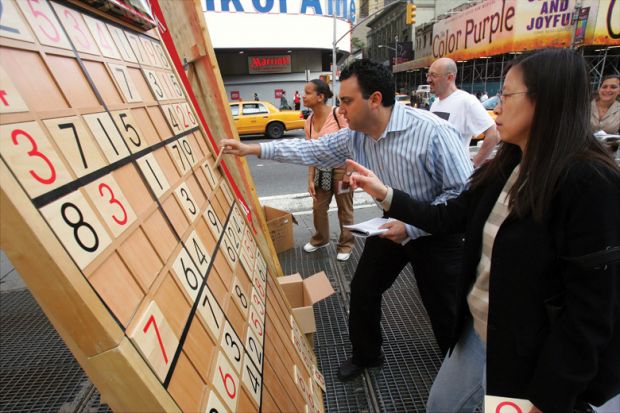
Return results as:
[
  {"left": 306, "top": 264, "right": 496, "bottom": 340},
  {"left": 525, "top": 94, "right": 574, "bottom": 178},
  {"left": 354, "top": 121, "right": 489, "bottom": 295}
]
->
[{"left": 406, "top": 2, "right": 416, "bottom": 25}]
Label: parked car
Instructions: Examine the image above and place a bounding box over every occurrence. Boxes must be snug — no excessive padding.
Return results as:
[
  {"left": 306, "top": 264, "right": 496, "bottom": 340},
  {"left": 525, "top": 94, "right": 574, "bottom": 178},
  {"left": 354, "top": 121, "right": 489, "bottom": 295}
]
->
[
  {"left": 229, "top": 101, "right": 305, "bottom": 139},
  {"left": 473, "top": 94, "right": 500, "bottom": 142},
  {"left": 482, "top": 95, "right": 499, "bottom": 119},
  {"left": 395, "top": 94, "right": 411, "bottom": 106}
]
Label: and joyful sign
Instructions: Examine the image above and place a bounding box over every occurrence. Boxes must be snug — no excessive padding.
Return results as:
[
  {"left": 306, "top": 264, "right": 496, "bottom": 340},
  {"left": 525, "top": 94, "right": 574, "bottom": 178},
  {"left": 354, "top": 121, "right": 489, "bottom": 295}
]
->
[{"left": 428, "top": 0, "right": 619, "bottom": 61}]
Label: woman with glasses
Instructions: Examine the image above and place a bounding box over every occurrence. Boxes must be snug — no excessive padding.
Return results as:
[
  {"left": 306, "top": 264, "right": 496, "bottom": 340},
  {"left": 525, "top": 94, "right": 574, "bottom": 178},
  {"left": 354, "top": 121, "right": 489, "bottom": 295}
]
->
[{"left": 346, "top": 49, "right": 620, "bottom": 412}]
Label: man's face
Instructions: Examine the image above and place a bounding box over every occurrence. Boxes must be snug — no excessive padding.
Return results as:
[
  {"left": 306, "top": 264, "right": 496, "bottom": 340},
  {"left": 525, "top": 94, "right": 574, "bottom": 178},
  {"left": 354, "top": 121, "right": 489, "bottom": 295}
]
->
[
  {"left": 427, "top": 61, "right": 451, "bottom": 96},
  {"left": 338, "top": 76, "right": 372, "bottom": 132}
]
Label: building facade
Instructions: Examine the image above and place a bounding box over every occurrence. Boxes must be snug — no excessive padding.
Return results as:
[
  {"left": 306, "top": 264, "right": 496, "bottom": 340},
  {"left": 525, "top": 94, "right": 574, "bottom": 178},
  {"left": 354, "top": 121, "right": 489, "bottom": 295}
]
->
[
  {"left": 203, "top": 0, "right": 354, "bottom": 108},
  {"left": 393, "top": 0, "right": 620, "bottom": 94}
]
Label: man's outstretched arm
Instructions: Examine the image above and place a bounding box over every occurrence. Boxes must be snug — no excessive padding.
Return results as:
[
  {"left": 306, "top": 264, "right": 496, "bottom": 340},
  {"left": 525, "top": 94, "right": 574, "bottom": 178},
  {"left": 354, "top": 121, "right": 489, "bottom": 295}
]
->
[{"left": 221, "top": 139, "right": 261, "bottom": 157}]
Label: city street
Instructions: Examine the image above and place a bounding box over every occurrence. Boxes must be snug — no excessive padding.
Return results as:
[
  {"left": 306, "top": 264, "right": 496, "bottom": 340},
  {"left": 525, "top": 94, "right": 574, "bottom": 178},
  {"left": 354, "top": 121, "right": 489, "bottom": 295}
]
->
[{"left": 242, "top": 129, "right": 308, "bottom": 197}]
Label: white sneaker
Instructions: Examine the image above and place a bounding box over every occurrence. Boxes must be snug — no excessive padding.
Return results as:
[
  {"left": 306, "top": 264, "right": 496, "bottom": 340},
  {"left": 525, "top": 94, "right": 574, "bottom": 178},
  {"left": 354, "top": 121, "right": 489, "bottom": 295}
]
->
[
  {"left": 336, "top": 252, "right": 351, "bottom": 261},
  {"left": 303, "top": 242, "right": 329, "bottom": 253}
]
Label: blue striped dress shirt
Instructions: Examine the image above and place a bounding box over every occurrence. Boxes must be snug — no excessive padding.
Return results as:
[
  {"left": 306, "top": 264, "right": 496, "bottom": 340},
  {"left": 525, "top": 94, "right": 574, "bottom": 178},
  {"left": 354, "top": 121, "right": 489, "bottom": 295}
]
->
[{"left": 259, "top": 103, "right": 473, "bottom": 240}]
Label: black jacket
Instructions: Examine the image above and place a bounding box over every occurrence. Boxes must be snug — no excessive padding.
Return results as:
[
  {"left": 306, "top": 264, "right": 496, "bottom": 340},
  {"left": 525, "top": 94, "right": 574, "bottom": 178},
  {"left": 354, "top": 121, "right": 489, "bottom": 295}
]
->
[{"left": 388, "top": 160, "right": 620, "bottom": 412}]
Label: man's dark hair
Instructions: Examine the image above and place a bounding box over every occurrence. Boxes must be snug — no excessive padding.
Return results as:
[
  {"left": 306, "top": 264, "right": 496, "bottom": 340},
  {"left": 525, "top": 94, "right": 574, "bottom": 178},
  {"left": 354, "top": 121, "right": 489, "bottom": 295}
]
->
[{"left": 339, "top": 59, "right": 395, "bottom": 107}]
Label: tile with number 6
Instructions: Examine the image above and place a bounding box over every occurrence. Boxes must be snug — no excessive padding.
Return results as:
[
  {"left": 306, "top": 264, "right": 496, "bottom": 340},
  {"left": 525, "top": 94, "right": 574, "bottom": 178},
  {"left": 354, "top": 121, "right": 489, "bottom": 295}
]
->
[{"left": 211, "top": 352, "right": 240, "bottom": 412}]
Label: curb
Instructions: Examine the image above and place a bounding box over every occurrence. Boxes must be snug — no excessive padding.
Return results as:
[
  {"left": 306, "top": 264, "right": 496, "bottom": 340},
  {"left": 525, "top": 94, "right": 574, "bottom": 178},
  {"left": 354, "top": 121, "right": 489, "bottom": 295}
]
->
[{"left": 259, "top": 189, "right": 375, "bottom": 213}]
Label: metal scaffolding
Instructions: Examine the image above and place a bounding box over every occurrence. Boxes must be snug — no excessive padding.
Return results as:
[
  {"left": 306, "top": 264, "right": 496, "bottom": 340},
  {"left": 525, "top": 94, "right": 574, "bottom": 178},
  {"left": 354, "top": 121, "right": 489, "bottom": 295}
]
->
[{"left": 395, "top": 46, "right": 620, "bottom": 96}]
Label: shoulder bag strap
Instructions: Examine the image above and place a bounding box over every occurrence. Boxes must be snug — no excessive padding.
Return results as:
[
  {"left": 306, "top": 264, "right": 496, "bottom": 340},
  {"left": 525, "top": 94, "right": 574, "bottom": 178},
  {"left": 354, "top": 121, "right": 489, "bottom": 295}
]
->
[{"left": 333, "top": 107, "right": 341, "bottom": 128}]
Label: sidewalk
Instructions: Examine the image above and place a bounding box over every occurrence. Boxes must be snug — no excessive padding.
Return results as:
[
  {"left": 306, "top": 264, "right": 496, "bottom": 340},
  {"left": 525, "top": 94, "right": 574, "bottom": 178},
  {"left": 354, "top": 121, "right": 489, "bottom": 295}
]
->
[{"left": 0, "top": 204, "right": 442, "bottom": 412}]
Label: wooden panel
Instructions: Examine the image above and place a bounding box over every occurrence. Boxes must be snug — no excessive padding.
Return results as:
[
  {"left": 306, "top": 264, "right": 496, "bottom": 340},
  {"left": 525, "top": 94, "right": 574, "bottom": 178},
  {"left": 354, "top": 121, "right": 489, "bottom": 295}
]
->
[
  {"left": 142, "top": 209, "right": 177, "bottom": 263},
  {"left": 183, "top": 317, "right": 217, "bottom": 383},
  {"left": 45, "top": 54, "right": 99, "bottom": 108},
  {"left": 0, "top": 2, "right": 325, "bottom": 412},
  {"left": 0, "top": 48, "right": 69, "bottom": 112},
  {"left": 87, "top": 251, "right": 143, "bottom": 327},
  {"left": 118, "top": 228, "right": 162, "bottom": 291},
  {"left": 168, "top": 352, "right": 206, "bottom": 413},
  {"left": 82, "top": 60, "right": 123, "bottom": 105}
]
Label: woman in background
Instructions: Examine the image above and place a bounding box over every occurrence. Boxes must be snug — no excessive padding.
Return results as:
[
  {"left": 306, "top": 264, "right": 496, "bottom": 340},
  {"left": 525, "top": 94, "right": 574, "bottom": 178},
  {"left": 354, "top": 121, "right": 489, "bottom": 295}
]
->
[
  {"left": 302, "top": 79, "right": 354, "bottom": 261},
  {"left": 348, "top": 49, "right": 620, "bottom": 412},
  {"left": 591, "top": 74, "right": 620, "bottom": 134}
]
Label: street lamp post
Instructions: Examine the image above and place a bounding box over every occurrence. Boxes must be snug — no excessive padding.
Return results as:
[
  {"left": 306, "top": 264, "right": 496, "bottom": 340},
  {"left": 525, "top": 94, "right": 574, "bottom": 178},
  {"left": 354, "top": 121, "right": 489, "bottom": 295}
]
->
[
  {"left": 332, "top": 1, "right": 337, "bottom": 104},
  {"left": 378, "top": 37, "right": 401, "bottom": 94},
  {"left": 331, "top": 1, "right": 407, "bottom": 105}
]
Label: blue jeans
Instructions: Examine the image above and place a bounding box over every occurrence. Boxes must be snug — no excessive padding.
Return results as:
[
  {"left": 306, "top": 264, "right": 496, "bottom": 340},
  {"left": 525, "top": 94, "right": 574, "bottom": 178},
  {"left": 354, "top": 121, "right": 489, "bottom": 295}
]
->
[
  {"left": 427, "top": 322, "right": 485, "bottom": 413},
  {"left": 426, "top": 323, "right": 620, "bottom": 413},
  {"left": 594, "top": 393, "right": 620, "bottom": 413}
]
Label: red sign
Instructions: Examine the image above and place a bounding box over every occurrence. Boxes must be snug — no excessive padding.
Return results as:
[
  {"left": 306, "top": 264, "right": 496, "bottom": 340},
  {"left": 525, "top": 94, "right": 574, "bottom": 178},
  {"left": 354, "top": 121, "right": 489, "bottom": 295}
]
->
[
  {"left": 248, "top": 55, "right": 292, "bottom": 74},
  {"left": 230, "top": 91, "right": 240, "bottom": 100},
  {"left": 274, "top": 89, "right": 283, "bottom": 99}
]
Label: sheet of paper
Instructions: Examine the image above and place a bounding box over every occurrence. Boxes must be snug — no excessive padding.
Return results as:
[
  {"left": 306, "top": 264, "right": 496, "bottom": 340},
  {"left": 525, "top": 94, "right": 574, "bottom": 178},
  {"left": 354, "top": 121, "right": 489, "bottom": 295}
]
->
[
  {"left": 485, "top": 395, "right": 533, "bottom": 412},
  {"left": 344, "top": 217, "right": 390, "bottom": 238}
]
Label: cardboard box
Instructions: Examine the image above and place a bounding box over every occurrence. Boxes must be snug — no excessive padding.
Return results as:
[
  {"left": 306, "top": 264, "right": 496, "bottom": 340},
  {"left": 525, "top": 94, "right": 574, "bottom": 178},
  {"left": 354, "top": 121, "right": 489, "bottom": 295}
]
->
[
  {"left": 263, "top": 205, "right": 296, "bottom": 253},
  {"left": 278, "top": 272, "right": 335, "bottom": 334}
]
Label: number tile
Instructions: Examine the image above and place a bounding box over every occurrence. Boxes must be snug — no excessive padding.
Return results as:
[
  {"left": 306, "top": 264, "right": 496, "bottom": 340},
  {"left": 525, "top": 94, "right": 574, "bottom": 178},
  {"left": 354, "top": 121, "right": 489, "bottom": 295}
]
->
[
  {"left": 39, "top": 190, "right": 112, "bottom": 269},
  {"left": 211, "top": 351, "right": 240, "bottom": 412},
  {"left": 0, "top": 121, "right": 72, "bottom": 197},
  {"left": 0, "top": 0, "right": 35, "bottom": 42},
  {"left": 0, "top": 66, "right": 29, "bottom": 113},
  {"left": 17, "top": 0, "right": 71, "bottom": 49},
  {"left": 127, "top": 300, "right": 179, "bottom": 382}
]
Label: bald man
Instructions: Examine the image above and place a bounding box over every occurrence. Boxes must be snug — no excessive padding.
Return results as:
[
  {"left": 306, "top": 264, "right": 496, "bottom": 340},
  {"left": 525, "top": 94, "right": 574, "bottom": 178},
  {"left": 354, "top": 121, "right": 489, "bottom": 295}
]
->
[{"left": 427, "top": 57, "right": 500, "bottom": 167}]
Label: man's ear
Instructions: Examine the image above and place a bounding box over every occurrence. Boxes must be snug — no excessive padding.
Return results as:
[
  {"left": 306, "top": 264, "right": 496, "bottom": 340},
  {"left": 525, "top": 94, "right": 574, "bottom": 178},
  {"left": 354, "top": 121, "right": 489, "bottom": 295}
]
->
[{"left": 369, "top": 91, "right": 382, "bottom": 108}]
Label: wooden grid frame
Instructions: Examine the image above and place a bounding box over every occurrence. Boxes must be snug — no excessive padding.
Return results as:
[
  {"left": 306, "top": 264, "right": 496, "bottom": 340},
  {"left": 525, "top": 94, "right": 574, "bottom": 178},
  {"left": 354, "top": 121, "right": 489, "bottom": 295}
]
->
[{"left": 0, "top": 1, "right": 323, "bottom": 411}]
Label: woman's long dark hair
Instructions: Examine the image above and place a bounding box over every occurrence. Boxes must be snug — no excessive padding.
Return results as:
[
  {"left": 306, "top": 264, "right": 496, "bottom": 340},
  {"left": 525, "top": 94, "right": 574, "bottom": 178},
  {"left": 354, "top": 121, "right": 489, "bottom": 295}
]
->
[{"left": 472, "top": 48, "right": 619, "bottom": 222}]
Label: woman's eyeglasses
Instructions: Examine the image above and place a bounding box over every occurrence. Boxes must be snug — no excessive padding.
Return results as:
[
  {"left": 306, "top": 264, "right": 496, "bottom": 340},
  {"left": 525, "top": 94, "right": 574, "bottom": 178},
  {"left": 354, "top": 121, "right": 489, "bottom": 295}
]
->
[{"left": 498, "top": 90, "right": 528, "bottom": 104}]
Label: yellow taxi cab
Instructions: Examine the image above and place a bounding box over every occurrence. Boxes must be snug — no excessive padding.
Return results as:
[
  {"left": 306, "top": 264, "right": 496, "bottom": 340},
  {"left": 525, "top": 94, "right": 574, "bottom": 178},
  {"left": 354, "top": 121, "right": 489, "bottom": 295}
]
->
[
  {"left": 395, "top": 94, "right": 411, "bottom": 106},
  {"left": 229, "top": 101, "right": 305, "bottom": 139}
]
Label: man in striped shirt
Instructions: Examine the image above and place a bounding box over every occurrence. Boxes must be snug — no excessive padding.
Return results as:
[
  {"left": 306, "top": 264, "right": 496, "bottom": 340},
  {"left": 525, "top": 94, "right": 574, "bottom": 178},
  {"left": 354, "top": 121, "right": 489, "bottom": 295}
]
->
[{"left": 222, "top": 59, "right": 472, "bottom": 381}]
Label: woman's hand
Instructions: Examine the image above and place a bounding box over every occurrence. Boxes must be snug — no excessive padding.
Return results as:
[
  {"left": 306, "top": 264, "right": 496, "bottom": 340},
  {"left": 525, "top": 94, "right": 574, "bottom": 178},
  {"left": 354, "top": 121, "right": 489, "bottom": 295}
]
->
[
  {"left": 308, "top": 180, "right": 316, "bottom": 200},
  {"left": 345, "top": 159, "right": 388, "bottom": 200},
  {"left": 380, "top": 220, "right": 409, "bottom": 244},
  {"left": 220, "top": 139, "right": 260, "bottom": 157},
  {"left": 528, "top": 405, "right": 543, "bottom": 413}
]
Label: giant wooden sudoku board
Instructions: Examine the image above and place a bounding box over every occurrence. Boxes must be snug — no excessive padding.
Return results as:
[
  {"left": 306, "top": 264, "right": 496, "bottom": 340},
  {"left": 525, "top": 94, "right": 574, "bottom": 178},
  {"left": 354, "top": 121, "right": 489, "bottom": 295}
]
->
[{"left": 0, "top": 1, "right": 324, "bottom": 411}]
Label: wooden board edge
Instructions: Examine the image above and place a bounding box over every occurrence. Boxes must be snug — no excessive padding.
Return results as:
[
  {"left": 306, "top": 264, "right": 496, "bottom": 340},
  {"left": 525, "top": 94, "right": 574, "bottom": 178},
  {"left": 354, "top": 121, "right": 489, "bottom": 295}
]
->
[{"left": 0, "top": 161, "right": 124, "bottom": 355}]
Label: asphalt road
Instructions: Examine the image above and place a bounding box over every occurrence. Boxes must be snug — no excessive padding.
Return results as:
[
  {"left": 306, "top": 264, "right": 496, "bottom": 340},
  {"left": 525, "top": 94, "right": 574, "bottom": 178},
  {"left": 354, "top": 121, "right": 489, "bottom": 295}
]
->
[{"left": 242, "top": 129, "right": 310, "bottom": 198}]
